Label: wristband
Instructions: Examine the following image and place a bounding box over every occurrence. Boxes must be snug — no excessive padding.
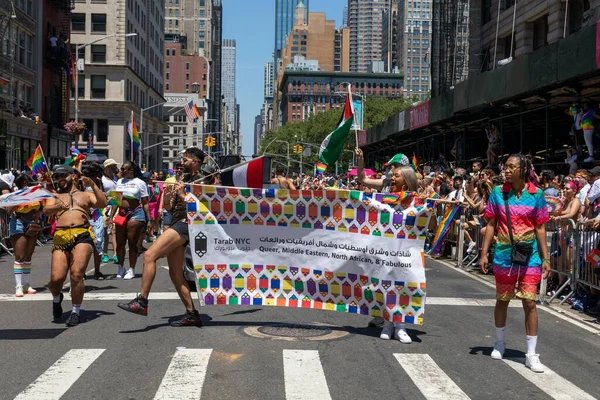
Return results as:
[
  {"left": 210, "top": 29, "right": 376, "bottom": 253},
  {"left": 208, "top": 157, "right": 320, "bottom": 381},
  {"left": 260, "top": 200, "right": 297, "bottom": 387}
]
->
[{"left": 542, "top": 258, "right": 550, "bottom": 264}]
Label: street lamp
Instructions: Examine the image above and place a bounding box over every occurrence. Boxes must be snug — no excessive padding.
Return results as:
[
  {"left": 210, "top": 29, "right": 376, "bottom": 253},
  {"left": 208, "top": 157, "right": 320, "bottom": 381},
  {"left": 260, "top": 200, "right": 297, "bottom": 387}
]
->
[
  {"left": 74, "top": 33, "right": 137, "bottom": 123},
  {"left": 139, "top": 102, "right": 167, "bottom": 168}
]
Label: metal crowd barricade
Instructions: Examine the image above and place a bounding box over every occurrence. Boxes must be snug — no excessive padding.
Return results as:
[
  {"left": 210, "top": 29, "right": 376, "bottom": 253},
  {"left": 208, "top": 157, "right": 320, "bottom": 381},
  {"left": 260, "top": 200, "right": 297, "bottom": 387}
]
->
[
  {"left": 574, "top": 221, "right": 600, "bottom": 294},
  {"left": 0, "top": 209, "right": 13, "bottom": 255},
  {"left": 542, "top": 218, "right": 577, "bottom": 305}
]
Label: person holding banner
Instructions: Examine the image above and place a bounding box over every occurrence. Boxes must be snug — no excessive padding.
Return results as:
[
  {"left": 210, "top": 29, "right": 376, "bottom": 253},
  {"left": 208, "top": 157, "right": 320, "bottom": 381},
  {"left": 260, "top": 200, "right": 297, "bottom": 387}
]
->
[
  {"left": 43, "top": 164, "right": 107, "bottom": 326},
  {"left": 480, "top": 154, "right": 550, "bottom": 373},
  {"left": 118, "top": 147, "right": 207, "bottom": 327}
]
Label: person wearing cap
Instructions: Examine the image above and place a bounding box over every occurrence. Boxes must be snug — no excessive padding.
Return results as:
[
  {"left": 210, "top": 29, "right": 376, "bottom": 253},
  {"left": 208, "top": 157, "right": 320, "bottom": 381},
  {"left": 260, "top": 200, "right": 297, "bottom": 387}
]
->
[
  {"left": 0, "top": 170, "right": 14, "bottom": 194},
  {"left": 43, "top": 164, "right": 107, "bottom": 327},
  {"left": 355, "top": 148, "right": 409, "bottom": 191}
]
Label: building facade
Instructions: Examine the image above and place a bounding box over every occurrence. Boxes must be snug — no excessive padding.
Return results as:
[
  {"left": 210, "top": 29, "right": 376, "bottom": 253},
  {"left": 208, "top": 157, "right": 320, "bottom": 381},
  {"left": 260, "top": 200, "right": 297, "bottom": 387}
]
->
[
  {"left": 397, "top": 0, "right": 432, "bottom": 98},
  {"left": 334, "top": 26, "right": 350, "bottom": 72},
  {"left": 0, "top": 0, "right": 47, "bottom": 170},
  {"left": 164, "top": 41, "right": 208, "bottom": 97},
  {"left": 264, "top": 61, "right": 274, "bottom": 98},
  {"left": 71, "top": 0, "right": 167, "bottom": 168},
  {"left": 274, "top": 0, "right": 310, "bottom": 64},
  {"left": 279, "top": 70, "right": 403, "bottom": 124},
  {"left": 221, "top": 38, "right": 236, "bottom": 128},
  {"left": 382, "top": 1, "right": 399, "bottom": 73},
  {"left": 347, "top": 0, "right": 384, "bottom": 73}
]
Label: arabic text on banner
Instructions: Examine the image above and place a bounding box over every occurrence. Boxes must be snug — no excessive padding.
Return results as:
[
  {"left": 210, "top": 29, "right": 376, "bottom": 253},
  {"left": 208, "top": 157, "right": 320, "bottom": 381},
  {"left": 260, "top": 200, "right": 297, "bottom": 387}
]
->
[{"left": 187, "top": 186, "right": 433, "bottom": 325}]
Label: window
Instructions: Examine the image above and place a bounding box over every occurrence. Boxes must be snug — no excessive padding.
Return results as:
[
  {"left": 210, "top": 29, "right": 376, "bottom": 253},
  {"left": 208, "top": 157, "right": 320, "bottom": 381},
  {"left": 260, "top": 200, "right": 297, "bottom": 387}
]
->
[
  {"left": 501, "top": 0, "right": 515, "bottom": 10},
  {"left": 71, "top": 76, "right": 85, "bottom": 98},
  {"left": 166, "top": 61, "right": 170, "bottom": 68},
  {"left": 502, "top": 34, "right": 514, "bottom": 59},
  {"left": 532, "top": 16, "right": 548, "bottom": 50},
  {"left": 166, "top": 72, "right": 170, "bottom": 80},
  {"left": 72, "top": 13, "right": 85, "bottom": 32},
  {"left": 186, "top": 62, "right": 190, "bottom": 70},
  {"left": 90, "top": 75, "right": 106, "bottom": 99},
  {"left": 91, "top": 45, "right": 106, "bottom": 63},
  {"left": 82, "top": 119, "right": 94, "bottom": 141},
  {"left": 97, "top": 119, "right": 108, "bottom": 142},
  {"left": 163, "top": 150, "right": 170, "bottom": 158},
  {"left": 569, "top": 0, "right": 591, "bottom": 33},
  {"left": 166, "top": 83, "right": 169, "bottom": 90},
  {"left": 185, "top": 73, "right": 189, "bottom": 81},
  {"left": 91, "top": 14, "right": 107, "bottom": 32}
]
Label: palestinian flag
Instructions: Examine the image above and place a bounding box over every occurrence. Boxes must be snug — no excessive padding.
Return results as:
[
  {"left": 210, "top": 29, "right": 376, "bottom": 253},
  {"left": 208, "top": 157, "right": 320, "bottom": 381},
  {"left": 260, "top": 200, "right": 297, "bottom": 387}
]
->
[
  {"left": 220, "top": 157, "right": 272, "bottom": 189},
  {"left": 319, "top": 86, "right": 354, "bottom": 167}
]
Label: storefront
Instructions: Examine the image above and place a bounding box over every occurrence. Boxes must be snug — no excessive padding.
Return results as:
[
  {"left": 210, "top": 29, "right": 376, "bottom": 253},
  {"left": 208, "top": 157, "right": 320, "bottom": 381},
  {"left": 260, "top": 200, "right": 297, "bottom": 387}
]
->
[{"left": 0, "top": 111, "right": 47, "bottom": 170}]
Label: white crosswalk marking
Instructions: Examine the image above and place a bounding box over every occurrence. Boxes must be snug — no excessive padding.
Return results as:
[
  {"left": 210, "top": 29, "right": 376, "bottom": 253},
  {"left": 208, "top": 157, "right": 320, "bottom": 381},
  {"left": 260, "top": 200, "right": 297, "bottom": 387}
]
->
[
  {"left": 153, "top": 348, "right": 213, "bottom": 400},
  {"left": 283, "top": 349, "right": 332, "bottom": 400},
  {"left": 14, "top": 349, "right": 105, "bottom": 400},
  {"left": 394, "top": 353, "right": 471, "bottom": 400},
  {"left": 503, "top": 358, "right": 597, "bottom": 400}
]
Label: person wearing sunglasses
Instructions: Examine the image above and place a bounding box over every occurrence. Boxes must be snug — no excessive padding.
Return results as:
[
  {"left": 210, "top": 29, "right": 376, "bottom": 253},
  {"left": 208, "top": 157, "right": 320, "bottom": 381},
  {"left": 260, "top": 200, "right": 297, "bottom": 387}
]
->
[
  {"left": 43, "top": 164, "right": 107, "bottom": 327},
  {"left": 118, "top": 147, "right": 207, "bottom": 327}
]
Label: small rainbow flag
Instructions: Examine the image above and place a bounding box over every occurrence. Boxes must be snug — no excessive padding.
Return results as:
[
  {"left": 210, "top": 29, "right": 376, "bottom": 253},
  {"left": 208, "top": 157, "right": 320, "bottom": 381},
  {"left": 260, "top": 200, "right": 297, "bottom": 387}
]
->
[
  {"left": 25, "top": 145, "right": 48, "bottom": 175},
  {"left": 192, "top": 103, "right": 202, "bottom": 119},
  {"left": 428, "top": 204, "right": 460, "bottom": 256},
  {"left": 411, "top": 153, "right": 419, "bottom": 171},
  {"left": 381, "top": 191, "right": 416, "bottom": 205},
  {"left": 108, "top": 191, "right": 122, "bottom": 207},
  {"left": 315, "top": 162, "right": 327, "bottom": 175},
  {"left": 167, "top": 169, "right": 175, "bottom": 177},
  {"left": 129, "top": 115, "right": 140, "bottom": 153}
]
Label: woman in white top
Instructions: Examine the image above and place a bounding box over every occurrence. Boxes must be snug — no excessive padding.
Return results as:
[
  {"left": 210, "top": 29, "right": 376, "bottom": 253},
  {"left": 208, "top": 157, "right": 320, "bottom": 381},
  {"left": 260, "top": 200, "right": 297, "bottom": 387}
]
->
[{"left": 112, "top": 162, "right": 150, "bottom": 279}]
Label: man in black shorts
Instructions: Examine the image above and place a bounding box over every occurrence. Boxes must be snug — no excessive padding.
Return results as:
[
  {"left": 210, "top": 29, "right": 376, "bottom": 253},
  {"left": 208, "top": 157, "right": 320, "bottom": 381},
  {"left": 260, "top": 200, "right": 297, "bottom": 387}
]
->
[{"left": 118, "top": 147, "right": 206, "bottom": 326}]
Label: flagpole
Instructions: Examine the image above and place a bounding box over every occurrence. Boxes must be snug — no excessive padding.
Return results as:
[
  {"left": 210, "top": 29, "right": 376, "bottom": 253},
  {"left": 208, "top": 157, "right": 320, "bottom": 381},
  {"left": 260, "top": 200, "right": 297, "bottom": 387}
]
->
[
  {"left": 189, "top": 155, "right": 265, "bottom": 184},
  {"left": 130, "top": 111, "right": 134, "bottom": 162},
  {"left": 348, "top": 84, "right": 359, "bottom": 149},
  {"left": 37, "top": 144, "right": 57, "bottom": 189}
]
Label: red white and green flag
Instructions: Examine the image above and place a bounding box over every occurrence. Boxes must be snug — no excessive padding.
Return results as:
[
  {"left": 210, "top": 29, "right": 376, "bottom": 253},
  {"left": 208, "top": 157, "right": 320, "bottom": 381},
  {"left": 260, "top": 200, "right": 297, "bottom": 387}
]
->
[{"left": 318, "top": 85, "right": 354, "bottom": 167}]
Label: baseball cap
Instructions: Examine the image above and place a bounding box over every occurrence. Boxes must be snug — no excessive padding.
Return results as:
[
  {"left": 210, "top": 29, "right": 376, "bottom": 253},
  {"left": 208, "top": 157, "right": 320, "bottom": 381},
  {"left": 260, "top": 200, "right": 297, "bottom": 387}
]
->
[
  {"left": 52, "top": 164, "right": 76, "bottom": 175},
  {"left": 103, "top": 159, "right": 119, "bottom": 168},
  {"left": 0, "top": 171, "right": 14, "bottom": 186},
  {"left": 590, "top": 166, "right": 600, "bottom": 176},
  {"left": 384, "top": 153, "right": 410, "bottom": 167}
]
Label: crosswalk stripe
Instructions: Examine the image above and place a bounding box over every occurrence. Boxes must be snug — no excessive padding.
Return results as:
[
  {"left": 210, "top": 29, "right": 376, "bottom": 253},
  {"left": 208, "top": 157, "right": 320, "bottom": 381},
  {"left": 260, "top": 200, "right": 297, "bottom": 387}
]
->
[
  {"left": 283, "top": 349, "right": 332, "bottom": 400},
  {"left": 14, "top": 349, "right": 105, "bottom": 400},
  {"left": 153, "top": 348, "right": 212, "bottom": 400},
  {"left": 394, "top": 353, "right": 470, "bottom": 400},
  {"left": 503, "top": 358, "right": 597, "bottom": 400}
]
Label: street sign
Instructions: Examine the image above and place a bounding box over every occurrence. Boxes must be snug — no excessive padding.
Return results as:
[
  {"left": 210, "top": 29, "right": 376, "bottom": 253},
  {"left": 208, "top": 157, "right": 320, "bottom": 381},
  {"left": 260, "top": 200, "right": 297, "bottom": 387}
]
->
[{"left": 76, "top": 59, "right": 85, "bottom": 72}]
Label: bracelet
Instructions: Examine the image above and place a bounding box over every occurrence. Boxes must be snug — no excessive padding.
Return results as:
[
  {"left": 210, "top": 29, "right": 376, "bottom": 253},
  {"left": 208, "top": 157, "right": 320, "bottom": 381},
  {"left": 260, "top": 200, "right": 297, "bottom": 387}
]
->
[{"left": 543, "top": 258, "right": 550, "bottom": 264}]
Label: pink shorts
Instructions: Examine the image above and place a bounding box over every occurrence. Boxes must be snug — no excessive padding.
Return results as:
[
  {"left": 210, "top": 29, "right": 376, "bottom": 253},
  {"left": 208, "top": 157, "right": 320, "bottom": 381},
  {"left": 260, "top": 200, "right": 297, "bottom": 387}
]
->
[
  {"left": 148, "top": 202, "right": 160, "bottom": 220},
  {"left": 493, "top": 265, "right": 541, "bottom": 301}
]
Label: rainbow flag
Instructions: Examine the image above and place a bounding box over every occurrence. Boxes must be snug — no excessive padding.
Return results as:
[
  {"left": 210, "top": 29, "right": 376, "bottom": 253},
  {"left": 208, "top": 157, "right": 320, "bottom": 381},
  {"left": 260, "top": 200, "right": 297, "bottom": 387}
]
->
[
  {"left": 129, "top": 115, "right": 140, "bottom": 153},
  {"left": 25, "top": 145, "right": 48, "bottom": 175},
  {"left": 315, "top": 162, "right": 327, "bottom": 175},
  {"left": 381, "top": 191, "right": 416, "bottom": 205},
  {"left": 428, "top": 204, "right": 460, "bottom": 256},
  {"left": 411, "top": 153, "right": 419, "bottom": 171},
  {"left": 0, "top": 76, "right": 9, "bottom": 90},
  {"left": 192, "top": 103, "right": 202, "bottom": 119},
  {"left": 108, "top": 191, "right": 122, "bottom": 207},
  {"left": 167, "top": 169, "right": 175, "bottom": 177}
]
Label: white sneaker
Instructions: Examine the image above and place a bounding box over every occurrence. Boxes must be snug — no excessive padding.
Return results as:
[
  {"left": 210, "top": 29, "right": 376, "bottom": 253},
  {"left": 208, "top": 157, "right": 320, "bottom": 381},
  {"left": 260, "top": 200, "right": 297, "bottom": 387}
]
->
[
  {"left": 116, "top": 265, "right": 125, "bottom": 279},
  {"left": 380, "top": 322, "right": 394, "bottom": 340},
  {"left": 525, "top": 353, "right": 545, "bottom": 373},
  {"left": 22, "top": 284, "right": 37, "bottom": 294},
  {"left": 123, "top": 268, "right": 135, "bottom": 280},
  {"left": 491, "top": 341, "right": 505, "bottom": 360},
  {"left": 15, "top": 285, "right": 24, "bottom": 298},
  {"left": 584, "top": 156, "right": 595, "bottom": 163},
  {"left": 467, "top": 241, "right": 477, "bottom": 254},
  {"left": 395, "top": 327, "right": 413, "bottom": 344}
]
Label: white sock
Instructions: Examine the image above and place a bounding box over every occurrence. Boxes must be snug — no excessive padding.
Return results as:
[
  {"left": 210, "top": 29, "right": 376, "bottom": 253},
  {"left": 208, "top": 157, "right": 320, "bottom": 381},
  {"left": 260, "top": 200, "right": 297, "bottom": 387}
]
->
[
  {"left": 526, "top": 335, "right": 537, "bottom": 355},
  {"left": 14, "top": 273, "right": 22, "bottom": 287},
  {"left": 53, "top": 295, "right": 62, "bottom": 303},
  {"left": 495, "top": 326, "right": 506, "bottom": 343},
  {"left": 72, "top": 304, "right": 81, "bottom": 314}
]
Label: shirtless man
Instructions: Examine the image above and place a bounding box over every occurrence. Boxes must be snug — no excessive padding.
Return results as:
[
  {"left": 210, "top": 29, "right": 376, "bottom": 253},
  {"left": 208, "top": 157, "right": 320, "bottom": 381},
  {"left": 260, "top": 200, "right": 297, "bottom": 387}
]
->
[
  {"left": 43, "top": 164, "right": 107, "bottom": 327},
  {"left": 271, "top": 166, "right": 296, "bottom": 190}
]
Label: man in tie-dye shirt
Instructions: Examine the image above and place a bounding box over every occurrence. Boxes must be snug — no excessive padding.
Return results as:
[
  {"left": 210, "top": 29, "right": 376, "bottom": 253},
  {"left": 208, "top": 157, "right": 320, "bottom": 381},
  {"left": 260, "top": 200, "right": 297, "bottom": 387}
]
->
[{"left": 480, "top": 154, "right": 550, "bottom": 373}]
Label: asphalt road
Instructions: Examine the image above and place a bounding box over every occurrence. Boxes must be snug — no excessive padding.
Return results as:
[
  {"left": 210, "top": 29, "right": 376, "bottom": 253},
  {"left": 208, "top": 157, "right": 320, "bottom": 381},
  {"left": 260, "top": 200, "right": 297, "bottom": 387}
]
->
[{"left": 0, "top": 245, "right": 599, "bottom": 400}]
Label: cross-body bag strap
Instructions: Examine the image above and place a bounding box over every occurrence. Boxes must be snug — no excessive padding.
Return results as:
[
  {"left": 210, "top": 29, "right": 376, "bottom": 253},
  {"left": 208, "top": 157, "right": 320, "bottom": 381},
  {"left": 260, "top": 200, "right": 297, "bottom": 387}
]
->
[{"left": 503, "top": 192, "right": 515, "bottom": 246}]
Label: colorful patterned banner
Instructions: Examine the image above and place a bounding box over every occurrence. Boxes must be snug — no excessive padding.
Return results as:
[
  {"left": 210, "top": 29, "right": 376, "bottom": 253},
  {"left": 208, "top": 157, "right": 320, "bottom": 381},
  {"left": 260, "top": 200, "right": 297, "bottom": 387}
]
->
[{"left": 188, "top": 186, "right": 434, "bottom": 325}]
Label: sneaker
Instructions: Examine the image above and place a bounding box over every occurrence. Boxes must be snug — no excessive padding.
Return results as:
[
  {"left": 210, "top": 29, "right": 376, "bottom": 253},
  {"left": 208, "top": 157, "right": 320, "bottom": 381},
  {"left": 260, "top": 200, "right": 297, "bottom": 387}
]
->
[
  {"left": 584, "top": 156, "right": 595, "bottom": 163},
  {"left": 117, "top": 295, "right": 148, "bottom": 316},
  {"left": 170, "top": 310, "right": 202, "bottom": 327},
  {"left": 53, "top": 293, "right": 64, "bottom": 320},
  {"left": 379, "top": 322, "right": 394, "bottom": 340},
  {"left": 116, "top": 265, "right": 125, "bottom": 279},
  {"left": 65, "top": 312, "right": 80, "bottom": 327},
  {"left": 395, "top": 327, "right": 413, "bottom": 344},
  {"left": 467, "top": 241, "right": 477, "bottom": 254},
  {"left": 525, "top": 353, "right": 545, "bottom": 373},
  {"left": 123, "top": 268, "right": 135, "bottom": 280},
  {"left": 15, "top": 285, "right": 24, "bottom": 298},
  {"left": 23, "top": 284, "right": 37, "bottom": 294},
  {"left": 112, "top": 255, "right": 118, "bottom": 263},
  {"left": 491, "top": 341, "right": 505, "bottom": 360},
  {"left": 101, "top": 254, "right": 109, "bottom": 263},
  {"left": 368, "top": 316, "right": 385, "bottom": 328}
]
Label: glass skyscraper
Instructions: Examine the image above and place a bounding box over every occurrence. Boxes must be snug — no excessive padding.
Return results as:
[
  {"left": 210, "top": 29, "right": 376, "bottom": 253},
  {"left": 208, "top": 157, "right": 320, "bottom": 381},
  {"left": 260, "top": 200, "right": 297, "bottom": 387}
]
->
[{"left": 274, "top": 0, "right": 310, "bottom": 61}]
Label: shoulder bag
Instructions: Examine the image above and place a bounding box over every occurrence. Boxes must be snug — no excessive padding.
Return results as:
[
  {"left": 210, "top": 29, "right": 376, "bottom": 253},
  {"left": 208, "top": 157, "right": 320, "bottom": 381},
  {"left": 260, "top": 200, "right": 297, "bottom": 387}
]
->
[{"left": 503, "top": 192, "right": 533, "bottom": 266}]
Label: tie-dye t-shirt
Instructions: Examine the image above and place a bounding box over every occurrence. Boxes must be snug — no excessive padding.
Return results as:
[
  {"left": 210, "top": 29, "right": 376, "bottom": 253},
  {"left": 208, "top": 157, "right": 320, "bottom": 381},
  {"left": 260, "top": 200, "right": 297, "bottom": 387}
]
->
[
  {"left": 581, "top": 109, "right": 596, "bottom": 130},
  {"left": 484, "top": 182, "right": 549, "bottom": 268}
]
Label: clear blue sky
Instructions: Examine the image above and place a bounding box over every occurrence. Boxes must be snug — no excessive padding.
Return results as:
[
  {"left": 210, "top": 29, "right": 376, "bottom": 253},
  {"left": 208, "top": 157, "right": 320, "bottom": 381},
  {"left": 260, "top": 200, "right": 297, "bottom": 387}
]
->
[{"left": 222, "top": 0, "right": 347, "bottom": 156}]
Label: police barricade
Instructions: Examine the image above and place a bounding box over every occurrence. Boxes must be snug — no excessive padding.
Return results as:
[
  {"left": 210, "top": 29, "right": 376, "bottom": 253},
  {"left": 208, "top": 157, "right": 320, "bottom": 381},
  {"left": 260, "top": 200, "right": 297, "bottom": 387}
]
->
[
  {"left": 574, "top": 221, "right": 600, "bottom": 295},
  {"left": 0, "top": 209, "right": 13, "bottom": 255},
  {"left": 542, "top": 218, "right": 577, "bottom": 305}
]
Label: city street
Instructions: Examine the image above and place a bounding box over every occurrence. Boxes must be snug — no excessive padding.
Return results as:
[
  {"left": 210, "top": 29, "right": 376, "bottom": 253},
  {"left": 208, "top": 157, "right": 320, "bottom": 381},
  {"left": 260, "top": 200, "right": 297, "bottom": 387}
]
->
[{"left": 0, "top": 246, "right": 598, "bottom": 400}]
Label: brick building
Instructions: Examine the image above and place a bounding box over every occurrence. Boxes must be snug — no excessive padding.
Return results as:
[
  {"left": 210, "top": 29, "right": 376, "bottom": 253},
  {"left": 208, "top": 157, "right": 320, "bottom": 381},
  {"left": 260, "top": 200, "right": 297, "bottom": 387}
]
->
[{"left": 164, "top": 41, "right": 208, "bottom": 97}]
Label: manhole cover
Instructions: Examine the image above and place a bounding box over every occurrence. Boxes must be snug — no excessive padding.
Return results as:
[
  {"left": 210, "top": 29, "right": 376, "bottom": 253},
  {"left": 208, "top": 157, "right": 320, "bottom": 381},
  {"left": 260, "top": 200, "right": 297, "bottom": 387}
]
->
[{"left": 258, "top": 323, "right": 332, "bottom": 338}]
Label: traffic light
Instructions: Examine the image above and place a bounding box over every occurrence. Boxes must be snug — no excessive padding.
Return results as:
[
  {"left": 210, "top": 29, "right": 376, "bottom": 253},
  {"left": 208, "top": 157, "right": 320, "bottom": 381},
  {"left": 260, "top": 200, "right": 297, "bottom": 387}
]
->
[
  {"left": 205, "top": 136, "right": 216, "bottom": 148},
  {"left": 293, "top": 144, "right": 303, "bottom": 154}
]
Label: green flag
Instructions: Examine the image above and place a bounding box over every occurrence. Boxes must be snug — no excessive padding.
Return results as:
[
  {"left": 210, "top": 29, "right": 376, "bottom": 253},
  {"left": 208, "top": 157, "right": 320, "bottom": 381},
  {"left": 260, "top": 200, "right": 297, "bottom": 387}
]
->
[{"left": 318, "top": 89, "right": 354, "bottom": 166}]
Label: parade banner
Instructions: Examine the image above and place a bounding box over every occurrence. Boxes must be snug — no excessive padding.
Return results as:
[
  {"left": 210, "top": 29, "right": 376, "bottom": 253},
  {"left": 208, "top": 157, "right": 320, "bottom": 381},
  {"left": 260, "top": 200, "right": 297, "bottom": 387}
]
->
[
  {"left": 188, "top": 186, "right": 434, "bottom": 325},
  {"left": 0, "top": 186, "right": 54, "bottom": 208}
]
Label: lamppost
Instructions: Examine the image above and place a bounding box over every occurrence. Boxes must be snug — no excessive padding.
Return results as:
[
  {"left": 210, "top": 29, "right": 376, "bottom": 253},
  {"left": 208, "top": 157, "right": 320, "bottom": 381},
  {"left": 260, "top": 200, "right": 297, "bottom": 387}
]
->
[
  {"left": 139, "top": 102, "right": 166, "bottom": 168},
  {"left": 74, "top": 33, "right": 137, "bottom": 122}
]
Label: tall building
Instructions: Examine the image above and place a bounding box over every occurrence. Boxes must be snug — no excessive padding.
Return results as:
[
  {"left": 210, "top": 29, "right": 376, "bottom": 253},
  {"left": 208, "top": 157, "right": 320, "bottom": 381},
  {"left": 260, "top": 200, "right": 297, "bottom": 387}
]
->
[
  {"left": 0, "top": 0, "right": 46, "bottom": 169},
  {"left": 382, "top": 1, "right": 399, "bottom": 73},
  {"left": 164, "top": 41, "right": 209, "bottom": 97},
  {"left": 264, "top": 61, "right": 274, "bottom": 98},
  {"left": 222, "top": 39, "right": 236, "bottom": 128},
  {"left": 253, "top": 114, "right": 262, "bottom": 155},
  {"left": 71, "top": 0, "right": 166, "bottom": 167},
  {"left": 335, "top": 27, "right": 350, "bottom": 72},
  {"left": 397, "top": 0, "right": 432, "bottom": 98},
  {"left": 274, "top": 0, "right": 310, "bottom": 63},
  {"left": 347, "top": 0, "right": 384, "bottom": 73},
  {"left": 210, "top": 0, "right": 223, "bottom": 142},
  {"left": 342, "top": 5, "right": 348, "bottom": 27}
]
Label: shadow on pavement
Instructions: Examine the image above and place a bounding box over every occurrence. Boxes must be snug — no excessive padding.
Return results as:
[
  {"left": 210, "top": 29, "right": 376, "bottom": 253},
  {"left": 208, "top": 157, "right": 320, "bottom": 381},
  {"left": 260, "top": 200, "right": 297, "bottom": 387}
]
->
[
  {"left": 469, "top": 346, "right": 526, "bottom": 358},
  {"left": 221, "top": 309, "right": 262, "bottom": 316},
  {"left": 52, "top": 310, "right": 115, "bottom": 325},
  {"left": 0, "top": 328, "right": 67, "bottom": 340},
  {"left": 84, "top": 285, "right": 118, "bottom": 292}
]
